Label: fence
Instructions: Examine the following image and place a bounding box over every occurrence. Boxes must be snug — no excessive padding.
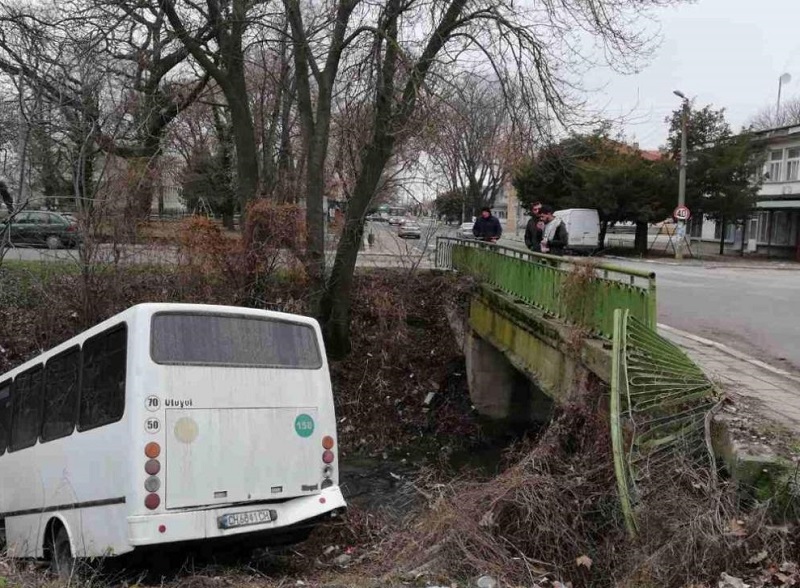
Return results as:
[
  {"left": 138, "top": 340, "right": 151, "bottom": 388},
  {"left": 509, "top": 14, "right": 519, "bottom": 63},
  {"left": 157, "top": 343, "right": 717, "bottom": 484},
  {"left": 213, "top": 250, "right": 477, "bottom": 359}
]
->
[{"left": 435, "top": 237, "right": 657, "bottom": 338}]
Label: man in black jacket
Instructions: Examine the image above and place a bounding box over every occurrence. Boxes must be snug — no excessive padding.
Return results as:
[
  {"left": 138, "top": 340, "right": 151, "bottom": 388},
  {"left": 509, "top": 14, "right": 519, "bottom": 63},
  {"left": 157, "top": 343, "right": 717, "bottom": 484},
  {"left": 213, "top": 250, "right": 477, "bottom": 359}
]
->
[
  {"left": 539, "top": 205, "right": 569, "bottom": 255},
  {"left": 0, "top": 180, "right": 12, "bottom": 214},
  {"left": 524, "top": 201, "right": 543, "bottom": 252},
  {"left": 472, "top": 207, "right": 502, "bottom": 242}
]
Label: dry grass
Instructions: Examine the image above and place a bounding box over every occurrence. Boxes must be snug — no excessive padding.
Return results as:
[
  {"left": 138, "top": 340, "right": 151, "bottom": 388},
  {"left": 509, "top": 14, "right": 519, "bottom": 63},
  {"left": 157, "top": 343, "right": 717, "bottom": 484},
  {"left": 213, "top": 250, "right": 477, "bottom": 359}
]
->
[
  {"left": 375, "top": 379, "right": 799, "bottom": 588},
  {"left": 560, "top": 259, "right": 600, "bottom": 332}
]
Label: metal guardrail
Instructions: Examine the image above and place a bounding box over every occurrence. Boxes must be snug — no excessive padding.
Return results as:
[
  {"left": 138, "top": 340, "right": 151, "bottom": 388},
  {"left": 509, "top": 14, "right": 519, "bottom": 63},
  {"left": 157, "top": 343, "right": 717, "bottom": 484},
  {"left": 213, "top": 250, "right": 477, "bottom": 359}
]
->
[
  {"left": 435, "top": 237, "right": 657, "bottom": 338},
  {"left": 610, "top": 309, "right": 716, "bottom": 538}
]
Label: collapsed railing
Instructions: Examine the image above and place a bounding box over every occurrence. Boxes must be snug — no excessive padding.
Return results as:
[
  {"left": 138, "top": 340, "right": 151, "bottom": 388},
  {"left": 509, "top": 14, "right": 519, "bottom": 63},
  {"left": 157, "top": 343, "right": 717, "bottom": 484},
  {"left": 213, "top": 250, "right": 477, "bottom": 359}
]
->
[{"left": 611, "top": 309, "right": 718, "bottom": 537}]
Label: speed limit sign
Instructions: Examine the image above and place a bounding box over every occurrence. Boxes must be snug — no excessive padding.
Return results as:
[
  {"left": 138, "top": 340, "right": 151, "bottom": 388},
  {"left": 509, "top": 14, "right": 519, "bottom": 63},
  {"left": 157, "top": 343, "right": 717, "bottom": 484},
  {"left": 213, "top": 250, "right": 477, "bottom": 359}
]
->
[{"left": 673, "top": 205, "right": 691, "bottom": 221}]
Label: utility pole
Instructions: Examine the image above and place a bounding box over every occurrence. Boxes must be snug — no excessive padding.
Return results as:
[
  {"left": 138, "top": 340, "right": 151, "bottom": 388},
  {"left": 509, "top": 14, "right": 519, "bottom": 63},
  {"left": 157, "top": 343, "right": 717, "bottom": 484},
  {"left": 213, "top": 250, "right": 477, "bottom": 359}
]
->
[
  {"left": 674, "top": 90, "right": 689, "bottom": 260},
  {"left": 777, "top": 73, "right": 792, "bottom": 125}
]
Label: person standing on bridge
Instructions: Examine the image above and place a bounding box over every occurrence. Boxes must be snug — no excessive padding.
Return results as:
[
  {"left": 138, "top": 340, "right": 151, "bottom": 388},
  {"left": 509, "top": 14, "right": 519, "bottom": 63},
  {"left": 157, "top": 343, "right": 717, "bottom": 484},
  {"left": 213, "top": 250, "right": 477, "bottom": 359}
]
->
[
  {"left": 472, "top": 207, "right": 502, "bottom": 243},
  {"left": 539, "top": 205, "right": 568, "bottom": 255},
  {"left": 524, "top": 201, "right": 544, "bottom": 252}
]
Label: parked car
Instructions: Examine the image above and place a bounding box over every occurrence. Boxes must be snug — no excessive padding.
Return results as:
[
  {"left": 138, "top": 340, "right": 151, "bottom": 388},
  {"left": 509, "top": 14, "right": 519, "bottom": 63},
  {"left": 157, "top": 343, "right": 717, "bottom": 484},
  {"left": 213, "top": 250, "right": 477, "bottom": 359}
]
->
[
  {"left": 1, "top": 210, "right": 81, "bottom": 249},
  {"left": 398, "top": 222, "right": 422, "bottom": 239},
  {"left": 458, "top": 222, "right": 475, "bottom": 239},
  {"left": 388, "top": 216, "right": 404, "bottom": 226}
]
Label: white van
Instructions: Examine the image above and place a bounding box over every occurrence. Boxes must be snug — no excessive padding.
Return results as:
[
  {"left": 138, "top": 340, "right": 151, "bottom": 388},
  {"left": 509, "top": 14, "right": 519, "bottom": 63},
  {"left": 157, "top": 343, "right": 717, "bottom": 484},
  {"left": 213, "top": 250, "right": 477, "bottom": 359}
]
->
[{"left": 553, "top": 208, "right": 600, "bottom": 253}]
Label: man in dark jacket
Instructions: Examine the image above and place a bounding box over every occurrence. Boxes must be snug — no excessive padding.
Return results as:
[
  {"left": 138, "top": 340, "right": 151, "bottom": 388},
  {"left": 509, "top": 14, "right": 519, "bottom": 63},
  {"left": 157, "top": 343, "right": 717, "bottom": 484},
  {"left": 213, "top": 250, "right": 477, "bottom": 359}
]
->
[
  {"left": 0, "top": 180, "right": 12, "bottom": 214},
  {"left": 524, "top": 201, "right": 544, "bottom": 252},
  {"left": 539, "top": 205, "right": 569, "bottom": 255},
  {"left": 472, "top": 207, "right": 502, "bottom": 242}
]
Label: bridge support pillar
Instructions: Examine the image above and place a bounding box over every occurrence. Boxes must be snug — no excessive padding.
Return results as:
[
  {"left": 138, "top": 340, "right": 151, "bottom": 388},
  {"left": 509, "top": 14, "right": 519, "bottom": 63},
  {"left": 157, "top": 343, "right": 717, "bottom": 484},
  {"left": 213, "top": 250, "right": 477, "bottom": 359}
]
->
[{"left": 465, "top": 331, "right": 553, "bottom": 425}]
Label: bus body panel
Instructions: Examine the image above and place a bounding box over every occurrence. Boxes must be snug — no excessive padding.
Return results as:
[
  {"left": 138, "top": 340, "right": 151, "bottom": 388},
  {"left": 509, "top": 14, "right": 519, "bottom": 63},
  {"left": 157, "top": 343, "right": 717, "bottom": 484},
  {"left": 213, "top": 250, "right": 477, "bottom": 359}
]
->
[
  {"left": 164, "top": 407, "right": 322, "bottom": 509},
  {"left": 2, "top": 405, "right": 132, "bottom": 558}
]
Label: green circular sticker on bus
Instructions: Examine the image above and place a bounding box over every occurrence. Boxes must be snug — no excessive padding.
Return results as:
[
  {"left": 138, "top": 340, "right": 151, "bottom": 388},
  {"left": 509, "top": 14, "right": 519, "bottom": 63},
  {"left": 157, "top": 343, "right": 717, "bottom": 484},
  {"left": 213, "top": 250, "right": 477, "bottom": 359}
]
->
[{"left": 294, "top": 414, "right": 315, "bottom": 438}]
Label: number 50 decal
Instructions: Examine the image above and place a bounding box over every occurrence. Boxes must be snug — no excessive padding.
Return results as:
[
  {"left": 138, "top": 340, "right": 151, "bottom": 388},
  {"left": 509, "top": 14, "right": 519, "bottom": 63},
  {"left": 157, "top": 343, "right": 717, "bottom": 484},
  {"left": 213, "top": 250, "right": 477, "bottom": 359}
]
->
[{"left": 145, "top": 418, "right": 161, "bottom": 434}]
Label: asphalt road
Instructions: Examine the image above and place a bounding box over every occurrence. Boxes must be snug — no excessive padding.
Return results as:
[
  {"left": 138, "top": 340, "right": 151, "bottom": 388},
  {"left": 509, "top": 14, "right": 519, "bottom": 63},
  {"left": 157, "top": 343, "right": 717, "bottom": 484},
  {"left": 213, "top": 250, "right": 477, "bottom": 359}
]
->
[{"left": 613, "top": 259, "right": 800, "bottom": 371}]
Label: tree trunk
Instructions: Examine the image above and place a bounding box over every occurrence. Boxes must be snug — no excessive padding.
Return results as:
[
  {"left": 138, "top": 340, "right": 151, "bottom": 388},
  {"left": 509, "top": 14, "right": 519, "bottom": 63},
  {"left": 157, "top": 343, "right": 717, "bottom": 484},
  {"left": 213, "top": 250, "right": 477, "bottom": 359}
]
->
[
  {"left": 634, "top": 221, "right": 648, "bottom": 255},
  {"left": 598, "top": 220, "right": 608, "bottom": 250},
  {"left": 718, "top": 216, "right": 725, "bottom": 255},
  {"left": 320, "top": 141, "right": 394, "bottom": 358},
  {"left": 227, "top": 73, "right": 259, "bottom": 215},
  {"left": 305, "top": 137, "right": 329, "bottom": 304}
]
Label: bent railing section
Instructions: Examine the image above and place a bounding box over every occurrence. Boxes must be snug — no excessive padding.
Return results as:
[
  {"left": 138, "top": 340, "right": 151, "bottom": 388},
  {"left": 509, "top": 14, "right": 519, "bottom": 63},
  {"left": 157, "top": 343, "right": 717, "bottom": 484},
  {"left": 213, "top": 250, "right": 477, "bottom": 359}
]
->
[
  {"left": 436, "top": 237, "right": 656, "bottom": 338},
  {"left": 611, "top": 309, "right": 717, "bottom": 538}
]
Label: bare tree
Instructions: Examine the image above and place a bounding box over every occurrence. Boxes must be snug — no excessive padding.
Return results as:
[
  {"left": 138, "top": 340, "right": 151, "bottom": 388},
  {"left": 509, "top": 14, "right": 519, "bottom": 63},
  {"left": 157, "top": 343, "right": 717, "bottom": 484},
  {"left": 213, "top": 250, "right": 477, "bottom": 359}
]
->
[
  {"left": 285, "top": 0, "right": 685, "bottom": 355},
  {"left": 156, "top": 0, "right": 275, "bottom": 212},
  {"left": 0, "top": 0, "right": 206, "bottom": 222},
  {"left": 427, "top": 76, "right": 527, "bottom": 222},
  {"left": 750, "top": 97, "right": 800, "bottom": 130}
]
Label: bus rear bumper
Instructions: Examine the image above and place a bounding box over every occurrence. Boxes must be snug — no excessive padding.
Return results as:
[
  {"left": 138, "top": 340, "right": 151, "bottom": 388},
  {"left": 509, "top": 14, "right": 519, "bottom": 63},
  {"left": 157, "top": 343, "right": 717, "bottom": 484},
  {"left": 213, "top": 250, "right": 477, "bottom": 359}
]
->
[{"left": 126, "top": 486, "right": 346, "bottom": 547}]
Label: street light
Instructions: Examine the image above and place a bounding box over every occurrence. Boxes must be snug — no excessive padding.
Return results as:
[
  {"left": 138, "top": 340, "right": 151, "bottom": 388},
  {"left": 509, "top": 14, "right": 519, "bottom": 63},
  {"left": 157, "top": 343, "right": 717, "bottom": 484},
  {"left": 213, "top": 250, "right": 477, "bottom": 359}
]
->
[
  {"left": 777, "top": 73, "right": 792, "bottom": 122},
  {"left": 673, "top": 90, "right": 690, "bottom": 260}
]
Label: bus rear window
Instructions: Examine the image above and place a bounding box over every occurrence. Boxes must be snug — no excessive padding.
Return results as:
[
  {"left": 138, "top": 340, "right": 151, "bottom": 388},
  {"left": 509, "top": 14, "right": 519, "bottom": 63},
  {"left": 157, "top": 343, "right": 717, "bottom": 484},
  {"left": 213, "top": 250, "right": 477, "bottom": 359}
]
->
[{"left": 151, "top": 313, "right": 322, "bottom": 369}]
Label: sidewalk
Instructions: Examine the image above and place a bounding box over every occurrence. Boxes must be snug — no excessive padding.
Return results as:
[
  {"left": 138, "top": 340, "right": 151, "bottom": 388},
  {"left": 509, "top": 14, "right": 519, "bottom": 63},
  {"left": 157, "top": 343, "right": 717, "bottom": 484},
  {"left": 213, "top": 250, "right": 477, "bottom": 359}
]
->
[{"left": 660, "top": 324, "right": 800, "bottom": 430}]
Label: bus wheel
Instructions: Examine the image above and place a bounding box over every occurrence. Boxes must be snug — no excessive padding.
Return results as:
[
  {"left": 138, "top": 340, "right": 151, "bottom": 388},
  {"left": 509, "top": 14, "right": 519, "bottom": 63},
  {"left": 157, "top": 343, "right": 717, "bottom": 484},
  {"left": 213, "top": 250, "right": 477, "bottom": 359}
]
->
[{"left": 48, "top": 525, "right": 75, "bottom": 579}]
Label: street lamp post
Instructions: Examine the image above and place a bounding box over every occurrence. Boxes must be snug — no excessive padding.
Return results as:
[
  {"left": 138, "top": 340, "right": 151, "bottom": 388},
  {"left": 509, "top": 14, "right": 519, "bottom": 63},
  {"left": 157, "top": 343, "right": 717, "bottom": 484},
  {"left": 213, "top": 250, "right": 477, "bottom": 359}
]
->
[
  {"left": 673, "top": 90, "right": 689, "bottom": 261},
  {"left": 777, "top": 73, "right": 792, "bottom": 123}
]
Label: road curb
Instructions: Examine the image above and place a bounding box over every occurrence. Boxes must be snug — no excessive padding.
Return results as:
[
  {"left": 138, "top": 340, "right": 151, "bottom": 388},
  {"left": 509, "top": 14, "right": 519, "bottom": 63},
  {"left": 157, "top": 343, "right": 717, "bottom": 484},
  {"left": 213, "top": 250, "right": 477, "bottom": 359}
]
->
[
  {"left": 657, "top": 323, "right": 800, "bottom": 384},
  {"left": 605, "top": 255, "right": 800, "bottom": 271}
]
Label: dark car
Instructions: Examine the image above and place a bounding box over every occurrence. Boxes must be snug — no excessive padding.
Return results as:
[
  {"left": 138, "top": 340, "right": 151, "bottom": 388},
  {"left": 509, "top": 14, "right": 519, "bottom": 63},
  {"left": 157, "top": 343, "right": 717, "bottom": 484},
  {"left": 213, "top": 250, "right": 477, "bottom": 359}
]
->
[{"left": 1, "top": 210, "right": 81, "bottom": 249}]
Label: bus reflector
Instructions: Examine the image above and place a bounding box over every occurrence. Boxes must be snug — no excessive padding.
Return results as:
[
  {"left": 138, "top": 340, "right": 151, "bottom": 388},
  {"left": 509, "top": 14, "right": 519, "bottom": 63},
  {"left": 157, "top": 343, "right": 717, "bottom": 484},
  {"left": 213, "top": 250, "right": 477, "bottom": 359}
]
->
[
  {"left": 145, "top": 476, "right": 161, "bottom": 492},
  {"left": 145, "top": 493, "right": 160, "bottom": 510},
  {"left": 322, "top": 450, "right": 334, "bottom": 464},
  {"left": 145, "top": 442, "right": 161, "bottom": 459},
  {"left": 145, "top": 459, "right": 160, "bottom": 475},
  {"left": 159, "top": 525, "right": 166, "bottom": 534},
  {"left": 322, "top": 436, "right": 334, "bottom": 450}
]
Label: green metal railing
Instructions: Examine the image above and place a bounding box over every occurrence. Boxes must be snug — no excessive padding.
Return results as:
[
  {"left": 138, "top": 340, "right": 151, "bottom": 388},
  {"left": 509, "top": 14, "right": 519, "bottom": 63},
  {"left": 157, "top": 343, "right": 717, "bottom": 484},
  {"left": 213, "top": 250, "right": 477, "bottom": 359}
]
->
[
  {"left": 436, "top": 237, "right": 657, "bottom": 338},
  {"left": 610, "top": 309, "right": 717, "bottom": 538}
]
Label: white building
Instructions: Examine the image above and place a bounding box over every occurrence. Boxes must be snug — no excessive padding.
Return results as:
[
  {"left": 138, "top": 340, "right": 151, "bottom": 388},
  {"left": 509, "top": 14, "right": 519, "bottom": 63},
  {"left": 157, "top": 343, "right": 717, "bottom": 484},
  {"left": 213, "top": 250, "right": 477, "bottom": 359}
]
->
[{"left": 693, "top": 124, "right": 800, "bottom": 258}]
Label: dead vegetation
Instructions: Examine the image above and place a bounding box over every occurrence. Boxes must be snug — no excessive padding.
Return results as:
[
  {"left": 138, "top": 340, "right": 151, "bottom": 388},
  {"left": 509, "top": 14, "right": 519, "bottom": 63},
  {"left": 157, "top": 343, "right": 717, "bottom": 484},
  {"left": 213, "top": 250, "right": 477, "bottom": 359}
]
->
[{"left": 1, "top": 266, "right": 798, "bottom": 588}]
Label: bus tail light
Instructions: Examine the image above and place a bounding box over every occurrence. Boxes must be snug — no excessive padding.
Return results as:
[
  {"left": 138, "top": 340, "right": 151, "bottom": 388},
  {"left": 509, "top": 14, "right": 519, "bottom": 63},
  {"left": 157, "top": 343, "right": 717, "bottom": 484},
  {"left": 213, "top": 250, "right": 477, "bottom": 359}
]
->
[
  {"left": 322, "top": 436, "right": 335, "bottom": 450},
  {"left": 145, "top": 442, "right": 161, "bottom": 459},
  {"left": 145, "top": 493, "right": 160, "bottom": 510},
  {"left": 145, "top": 459, "right": 160, "bottom": 475},
  {"left": 322, "top": 450, "right": 334, "bottom": 464}
]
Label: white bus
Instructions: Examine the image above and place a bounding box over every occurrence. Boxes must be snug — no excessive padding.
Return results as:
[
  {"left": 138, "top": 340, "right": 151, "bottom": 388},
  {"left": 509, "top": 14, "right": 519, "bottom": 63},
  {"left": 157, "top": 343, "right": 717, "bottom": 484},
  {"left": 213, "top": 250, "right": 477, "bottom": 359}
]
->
[{"left": 0, "top": 303, "right": 345, "bottom": 574}]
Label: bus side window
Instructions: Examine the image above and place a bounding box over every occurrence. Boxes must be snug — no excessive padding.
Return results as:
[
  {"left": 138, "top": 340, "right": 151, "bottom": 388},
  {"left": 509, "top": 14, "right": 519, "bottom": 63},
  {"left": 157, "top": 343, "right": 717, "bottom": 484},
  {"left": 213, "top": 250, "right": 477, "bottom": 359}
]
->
[
  {"left": 0, "top": 381, "right": 11, "bottom": 455},
  {"left": 42, "top": 346, "right": 80, "bottom": 442},
  {"left": 79, "top": 325, "right": 127, "bottom": 432},
  {"left": 10, "top": 366, "right": 43, "bottom": 451}
]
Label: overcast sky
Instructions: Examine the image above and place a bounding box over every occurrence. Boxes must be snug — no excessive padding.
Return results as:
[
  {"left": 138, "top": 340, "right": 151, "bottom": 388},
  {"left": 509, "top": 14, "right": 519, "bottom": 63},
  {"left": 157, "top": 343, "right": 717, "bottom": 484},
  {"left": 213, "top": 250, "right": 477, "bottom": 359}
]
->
[{"left": 591, "top": 0, "right": 800, "bottom": 150}]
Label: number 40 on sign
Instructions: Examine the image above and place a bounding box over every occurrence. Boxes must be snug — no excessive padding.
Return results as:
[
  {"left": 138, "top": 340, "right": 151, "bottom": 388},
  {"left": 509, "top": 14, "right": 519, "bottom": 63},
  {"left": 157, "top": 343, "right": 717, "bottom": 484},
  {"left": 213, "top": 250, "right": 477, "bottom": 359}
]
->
[{"left": 673, "top": 205, "right": 691, "bottom": 222}]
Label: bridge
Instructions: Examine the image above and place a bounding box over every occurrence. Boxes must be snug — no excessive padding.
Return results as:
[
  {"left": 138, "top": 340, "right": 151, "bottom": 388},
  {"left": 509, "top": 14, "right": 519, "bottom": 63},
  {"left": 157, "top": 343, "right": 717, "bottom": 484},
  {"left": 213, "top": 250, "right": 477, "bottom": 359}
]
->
[
  {"left": 436, "top": 237, "right": 660, "bottom": 416},
  {"left": 434, "top": 237, "right": 726, "bottom": 536}
]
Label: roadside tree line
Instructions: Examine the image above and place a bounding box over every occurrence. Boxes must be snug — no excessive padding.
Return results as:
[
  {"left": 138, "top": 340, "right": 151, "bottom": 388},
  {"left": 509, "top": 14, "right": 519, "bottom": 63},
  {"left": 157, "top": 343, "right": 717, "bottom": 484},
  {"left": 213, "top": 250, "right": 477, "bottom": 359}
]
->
[{"left": 0, "top": 0, "right": 693, "bottom": 355}]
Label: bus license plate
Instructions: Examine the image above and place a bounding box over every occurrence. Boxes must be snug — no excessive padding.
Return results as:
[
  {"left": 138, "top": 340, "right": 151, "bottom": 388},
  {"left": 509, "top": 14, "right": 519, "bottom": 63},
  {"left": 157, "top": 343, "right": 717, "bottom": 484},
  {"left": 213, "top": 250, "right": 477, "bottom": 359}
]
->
[{"left": 218, "top": 509, "right": 276, "bottom": 530}]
